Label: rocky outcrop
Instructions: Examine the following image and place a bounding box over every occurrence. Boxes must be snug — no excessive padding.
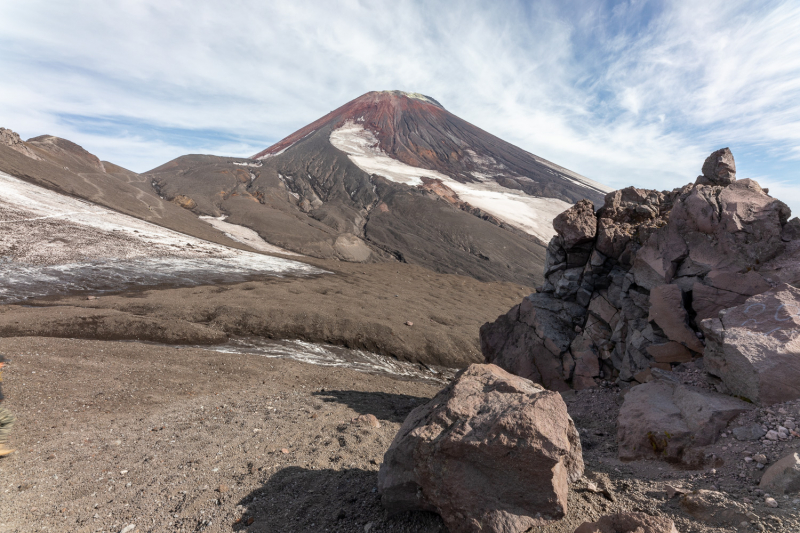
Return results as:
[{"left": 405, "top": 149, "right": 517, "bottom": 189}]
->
[
  {"left": 481, "top": 149, "right": 799, "bottom": 388},
  {"left": 0, "top": 127, "right": 40, "bottom": 160},
  {"left": 616, "top": 377, "right": 752, "bottom": 464},
  {"left": 378, "top": 364, "right": 583, "bottom": 533},
  {"left": 573, "top": 512, "right": 678, "bottom": 533},
  {"left": 170, "top": 194, "right": 197, "bottom": 210},
  {"left": 701, "top": 283, "right": 800, "bottom": 405}
]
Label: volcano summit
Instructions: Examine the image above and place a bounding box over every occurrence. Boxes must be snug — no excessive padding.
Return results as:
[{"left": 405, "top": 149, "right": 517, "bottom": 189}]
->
[{"left": 149, "top": 91, "right": 610, "bottom": 285}]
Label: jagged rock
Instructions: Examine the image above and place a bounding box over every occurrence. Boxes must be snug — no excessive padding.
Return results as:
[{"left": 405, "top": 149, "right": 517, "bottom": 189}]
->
[
  {"left": 648, "top": 284, "right": 704, "bottom": 353},
  {"left": 759, "top": 452, "right": 800, "bottom": 494},
  {"left": 553, "top": 200, "right": 597, "bottom": 250},
  {"left": 378, "top": 364, "right": 583, "bottom": 533},
  {"left": 573, "top": 512, "right": 678, "bottom": 533},
  {"left": 481, "top": 293, "right": 585, "bottom": 391},
  {"left": 617, "top": 379, "right": 752, "bottom": 463},
  {"left": 702, "top": 283, "right": 800, "bottom": 405},
  {"left": 697, "top": 147, "right": 736, "bottom": 186},
  {"left": 679, "top": 489, "right": 750, "bottom": 526},
  {"left": 0, "top": 127, "right": 40, "bottom": 160},
  {"left": 481, "top": 148, "right": 796, "bottom": 390},
  {"left": 782, "top": 217, "right": 800, "bottom": 242}
]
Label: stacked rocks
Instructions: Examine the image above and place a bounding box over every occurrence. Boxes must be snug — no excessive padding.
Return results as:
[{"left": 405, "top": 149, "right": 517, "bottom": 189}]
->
[{"left": 481, "top": 148, "right": 800, "bottom": 391}]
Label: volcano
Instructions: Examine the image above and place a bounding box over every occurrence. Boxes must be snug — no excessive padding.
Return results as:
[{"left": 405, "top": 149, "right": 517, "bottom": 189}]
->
[{"left": 148, "top": 91, "right": 611, "bottom": 285}]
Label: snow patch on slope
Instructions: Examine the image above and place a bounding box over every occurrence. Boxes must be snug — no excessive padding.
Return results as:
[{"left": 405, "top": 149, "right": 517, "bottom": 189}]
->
[
  {"left": 330, "top": 123, "right": 429, "bottom": 186},
  {"left": 0, "top": 170, "right": 323, "bottom": 302},
  {"left": 330, "top": 121, "right": 572, "bottom": 242},
  {"left": 199, "top": 216, "right": 300, "bottom": 256}
]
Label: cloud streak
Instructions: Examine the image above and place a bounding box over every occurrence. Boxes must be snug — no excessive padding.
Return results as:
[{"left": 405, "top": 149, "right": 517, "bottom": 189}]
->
[{"left": 1, "top": 0, "right": 798, "bottom": 214}]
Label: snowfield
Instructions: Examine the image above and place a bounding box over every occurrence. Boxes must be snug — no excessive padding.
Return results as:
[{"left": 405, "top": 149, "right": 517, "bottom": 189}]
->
[
  {"left": 330, "top": 121, "right": 574, "bottom": 242},
  {"left": 199, "top": 215, "right": 300, "bottom": 255},
  {"left": 0, "top": 171, "right": 323, "bottom": 302}
]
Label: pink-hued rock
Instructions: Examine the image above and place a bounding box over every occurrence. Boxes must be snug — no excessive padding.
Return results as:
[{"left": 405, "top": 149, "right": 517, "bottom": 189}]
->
[
  {"left": 697, "top": 147, "right": 736, "bottom": 186},
  {"left": 617, "top": 379, "right": 752, "bottom": 463},
  {"left": 648, "top": 284, "right": 704, "bottom": 353},
  {"left": 571, "top": 335, "right": 600, "bottom": 390},
  {"left": 574, "top": 512, "right": 678, "bottom": 533},
  {"left": 553, "top": 200, "right": 597, "bottom": 250},
  {"left": 646, "top": 342, "right": 694, "bottom": 363},
  {"left": 680, "top": 489, "right": 751, "bottom": 526},
  {"left": 759, "top": 452, "right": 800, "bottom": 494},
  {"left": 0, "top": 127, "right": 40, "bottom": 160},
  {"left": 378, "top": 364, "right": 584, "bottom": 533},
  {"left": 702, "top": 283, "right": 800, "bottom": 405},
  {"left": 481, "top": 147, "right": 797, "bottom": 389}
]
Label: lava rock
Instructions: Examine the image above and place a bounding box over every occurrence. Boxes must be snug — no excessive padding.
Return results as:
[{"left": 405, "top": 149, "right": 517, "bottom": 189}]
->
[
  {"left": 702, "top": 283, "right": 800, "bottom": 405},
  {"left": 378, "top": 364, "right": 583, "bottom": 533},
  {"left": 552, "top": 199, "right": 597, "bottom": 250},
  {"left": 759, "top": 452, "right": 800, "bottom": 494},
  {"left": 617, "top": 380, "right": 752, "bottom": 463}
]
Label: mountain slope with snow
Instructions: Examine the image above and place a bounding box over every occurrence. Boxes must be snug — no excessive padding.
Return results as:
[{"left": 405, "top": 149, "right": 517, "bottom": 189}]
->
[
  {"left": 148, "top": 91, "right": 611, "bottom": 285},
  {"left": 0, "top": 169, "right": 322, "bottom": 303}
]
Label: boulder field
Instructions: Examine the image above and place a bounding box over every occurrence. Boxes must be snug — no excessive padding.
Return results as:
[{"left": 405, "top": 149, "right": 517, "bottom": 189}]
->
[{"left": 481, "top": 148, "right": 800, "bottom": 401}]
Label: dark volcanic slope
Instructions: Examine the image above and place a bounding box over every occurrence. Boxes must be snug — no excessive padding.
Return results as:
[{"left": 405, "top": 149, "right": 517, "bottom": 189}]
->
[
  {"left": 148, "top": 125, "right": 548, "bottom": 286},
  {"left": 0, "top": 134, "right": 251, "bottom": 251},
  {"left": 146, "top": 91, "right": 615, "bottom": 286},
  {"left": 254, "top": 91, "right": 607, "bottom": 204}
]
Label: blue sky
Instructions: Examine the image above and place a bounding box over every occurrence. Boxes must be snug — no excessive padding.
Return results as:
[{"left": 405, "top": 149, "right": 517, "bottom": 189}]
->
[{"left": 1, "top": 0, "right": 799, "bottom": 214}]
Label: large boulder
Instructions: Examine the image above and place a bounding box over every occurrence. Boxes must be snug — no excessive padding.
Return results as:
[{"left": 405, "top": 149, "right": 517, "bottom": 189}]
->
[
  {"left": 697, "top": 147, "right": 736, "bottom": 186},
  {"left": 617, "top": 378, "right": 752, "bottom": 463},
  {"left": 759, "top": 452, "right": 800, "bottom": 494},
  {"left": 378, "top": 364, "right": 584, "bottom": 533},
  {"left": 702, "top": 283, "right": 800, "bottom": 405},
  {"left": 573, "top": 512, "right": 678, "bottom": 533}
]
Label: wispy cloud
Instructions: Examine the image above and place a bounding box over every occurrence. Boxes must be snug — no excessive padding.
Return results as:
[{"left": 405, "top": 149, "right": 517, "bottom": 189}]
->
[{"left": 1, "top": 0, "right": 798, "bottom": 214}]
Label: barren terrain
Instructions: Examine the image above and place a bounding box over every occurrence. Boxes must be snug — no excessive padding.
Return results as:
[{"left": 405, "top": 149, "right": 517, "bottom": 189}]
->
[{"left": 2, "top": 338, "right": 798, "bottom": 533}]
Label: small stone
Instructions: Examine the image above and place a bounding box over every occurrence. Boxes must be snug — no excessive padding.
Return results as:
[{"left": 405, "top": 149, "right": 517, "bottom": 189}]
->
[
  {"left": 745, "top": 457, "right": 753, "bottom": 463},
  {"left": 786, "top": 420, "right": 797, "bottom": 430},
  {"left": 665, "top": 484, "right": 686, "bottom": 498},
  {"left": 281, "top": 448, "right": 290, "bottom": 454},
  {"left": 405, "top": 321, "right": 413, "bottom": 327},
  {"left": 766, "top": 430, "right": 779, "bottom": 441},
  {"left": 765, "top": 497, "right": 778, "bottom": 508},
  {"left": 351, "top": 414, "right": 381, "bottom": 429},
  {"left": 218, "top": 485, "right": 229, "bottom": 493},
  {"left": 754, "top": 454, "right": 767, "bottom": 464},
  {"left": 119, "top": 526, "right": 136, "bottom": 533}
]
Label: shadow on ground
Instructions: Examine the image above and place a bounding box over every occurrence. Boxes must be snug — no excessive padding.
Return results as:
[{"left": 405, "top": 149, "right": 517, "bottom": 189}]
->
[
  {"left": 312, "top": 389, "right": 431, "bottom": 423},
  {"left": 234, "top": 466, "right": 445, "bottom": 532}
]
